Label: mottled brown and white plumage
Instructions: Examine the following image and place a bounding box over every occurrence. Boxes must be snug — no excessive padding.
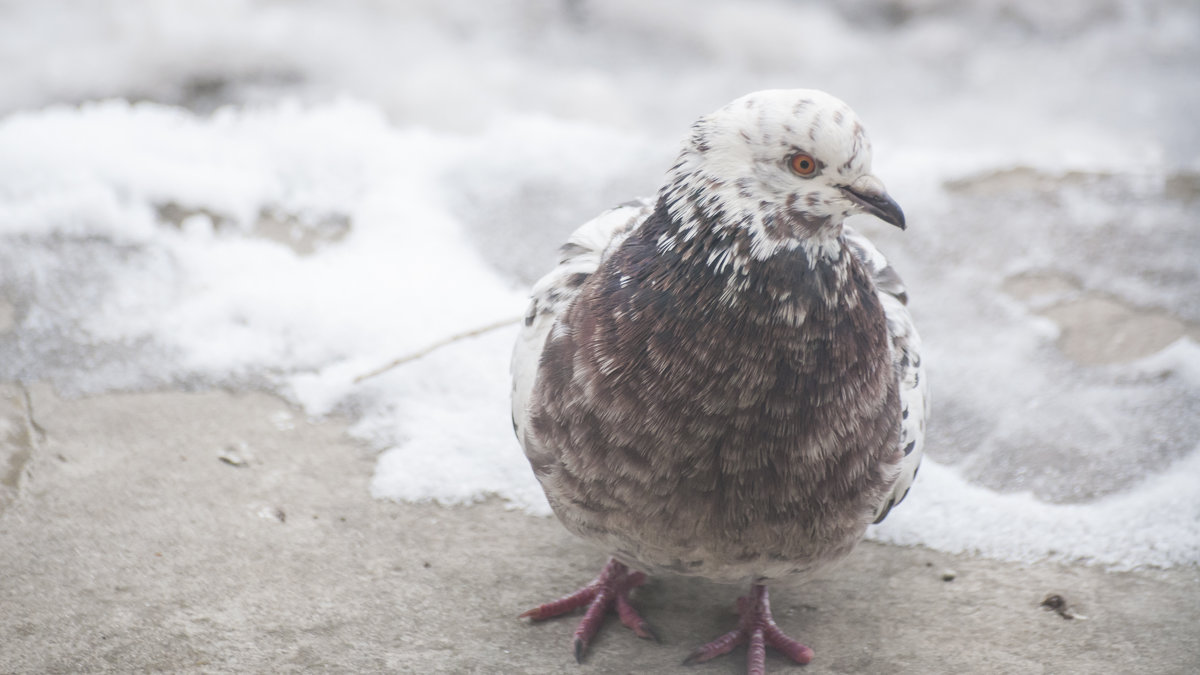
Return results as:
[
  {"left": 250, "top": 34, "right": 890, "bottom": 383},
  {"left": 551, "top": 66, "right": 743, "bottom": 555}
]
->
[{"left": 512, "top": 89, "right": 928, "bottom": 672}]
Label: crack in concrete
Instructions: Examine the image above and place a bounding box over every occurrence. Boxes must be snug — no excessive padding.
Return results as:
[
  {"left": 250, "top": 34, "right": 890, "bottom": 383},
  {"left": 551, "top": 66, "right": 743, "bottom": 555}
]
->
[
  {"left": 0, "top": 384, "right": 40, "bottom": 510},
  {"left": 20, "top": 384, "right": 46, "bottom": 445}
]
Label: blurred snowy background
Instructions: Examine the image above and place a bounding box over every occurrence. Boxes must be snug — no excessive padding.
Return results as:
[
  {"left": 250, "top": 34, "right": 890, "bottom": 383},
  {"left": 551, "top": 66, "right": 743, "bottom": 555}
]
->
[{"left": 0, "top": 0, "right": 1197, "bottom": 568}]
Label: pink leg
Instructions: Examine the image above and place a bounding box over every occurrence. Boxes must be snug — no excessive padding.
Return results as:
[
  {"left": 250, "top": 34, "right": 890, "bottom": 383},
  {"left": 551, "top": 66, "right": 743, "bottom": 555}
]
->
[
  {"left": 685, "top": 584, "right": 813, "bottom": 674},
  {"left": 520, "top": 558, "right": 657, "bottom": 662}
]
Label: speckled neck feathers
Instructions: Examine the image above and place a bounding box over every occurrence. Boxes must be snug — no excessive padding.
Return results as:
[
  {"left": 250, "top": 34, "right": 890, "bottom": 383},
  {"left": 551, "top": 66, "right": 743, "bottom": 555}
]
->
[{"left": 656, "top": 90, "right": 874, "bottom": 266}]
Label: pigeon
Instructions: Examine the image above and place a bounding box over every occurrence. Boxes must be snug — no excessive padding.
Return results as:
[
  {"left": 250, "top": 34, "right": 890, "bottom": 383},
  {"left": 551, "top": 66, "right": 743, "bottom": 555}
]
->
[{"left": 511, "top": 89, "right": 927, "bottom": 673}]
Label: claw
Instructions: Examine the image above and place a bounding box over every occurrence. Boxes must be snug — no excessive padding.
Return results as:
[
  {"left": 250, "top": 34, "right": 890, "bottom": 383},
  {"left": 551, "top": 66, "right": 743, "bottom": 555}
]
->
[
  {"left": 573, "top": 637, "right": 586, "bottom": 664},
  {"left": 521, "top": 558, "right": 655, "bottom": 663},
  {"left": 685, "top": 584, "right": 813, "bottom": 674}
]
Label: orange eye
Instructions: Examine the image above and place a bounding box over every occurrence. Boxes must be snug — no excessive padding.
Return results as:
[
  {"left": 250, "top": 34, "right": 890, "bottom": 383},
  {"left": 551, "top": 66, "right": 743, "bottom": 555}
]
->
[{"left": 789, "top": 153, "right": 817, "bottom": 176}]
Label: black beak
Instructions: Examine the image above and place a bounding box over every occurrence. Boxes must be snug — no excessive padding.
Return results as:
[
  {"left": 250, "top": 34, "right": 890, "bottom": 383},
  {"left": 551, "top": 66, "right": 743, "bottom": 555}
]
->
[{"left": 842, "top": 184, "right": 906, "bottom": 230}]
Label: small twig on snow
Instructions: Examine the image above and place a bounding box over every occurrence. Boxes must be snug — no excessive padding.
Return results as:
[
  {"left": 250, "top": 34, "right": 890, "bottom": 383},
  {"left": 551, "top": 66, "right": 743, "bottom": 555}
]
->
[{"left": 353, "top": 315, "right": 522, "bottom": 384}]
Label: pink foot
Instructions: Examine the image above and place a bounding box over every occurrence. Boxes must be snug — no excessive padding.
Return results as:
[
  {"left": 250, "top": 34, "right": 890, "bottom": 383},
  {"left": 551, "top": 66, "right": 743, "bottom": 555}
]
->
[
  {"left": 520, "top": 558, "right": 658, "bottom": 662},
  {"left": 684, "top": 584, "right": 813, "bottom": 674}
]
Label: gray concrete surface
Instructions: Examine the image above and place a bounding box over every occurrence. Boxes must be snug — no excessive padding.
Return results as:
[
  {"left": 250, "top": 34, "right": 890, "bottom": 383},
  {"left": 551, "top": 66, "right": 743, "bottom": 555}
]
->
[{"left": 1, "top": 384, "right": 1198, "bottom": 674}]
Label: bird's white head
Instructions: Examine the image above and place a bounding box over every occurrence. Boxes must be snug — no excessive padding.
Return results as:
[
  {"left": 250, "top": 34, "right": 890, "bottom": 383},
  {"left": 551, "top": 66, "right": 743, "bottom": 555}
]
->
[{"left": 660, "top": 89, "right": 904, "bottom": 262}]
